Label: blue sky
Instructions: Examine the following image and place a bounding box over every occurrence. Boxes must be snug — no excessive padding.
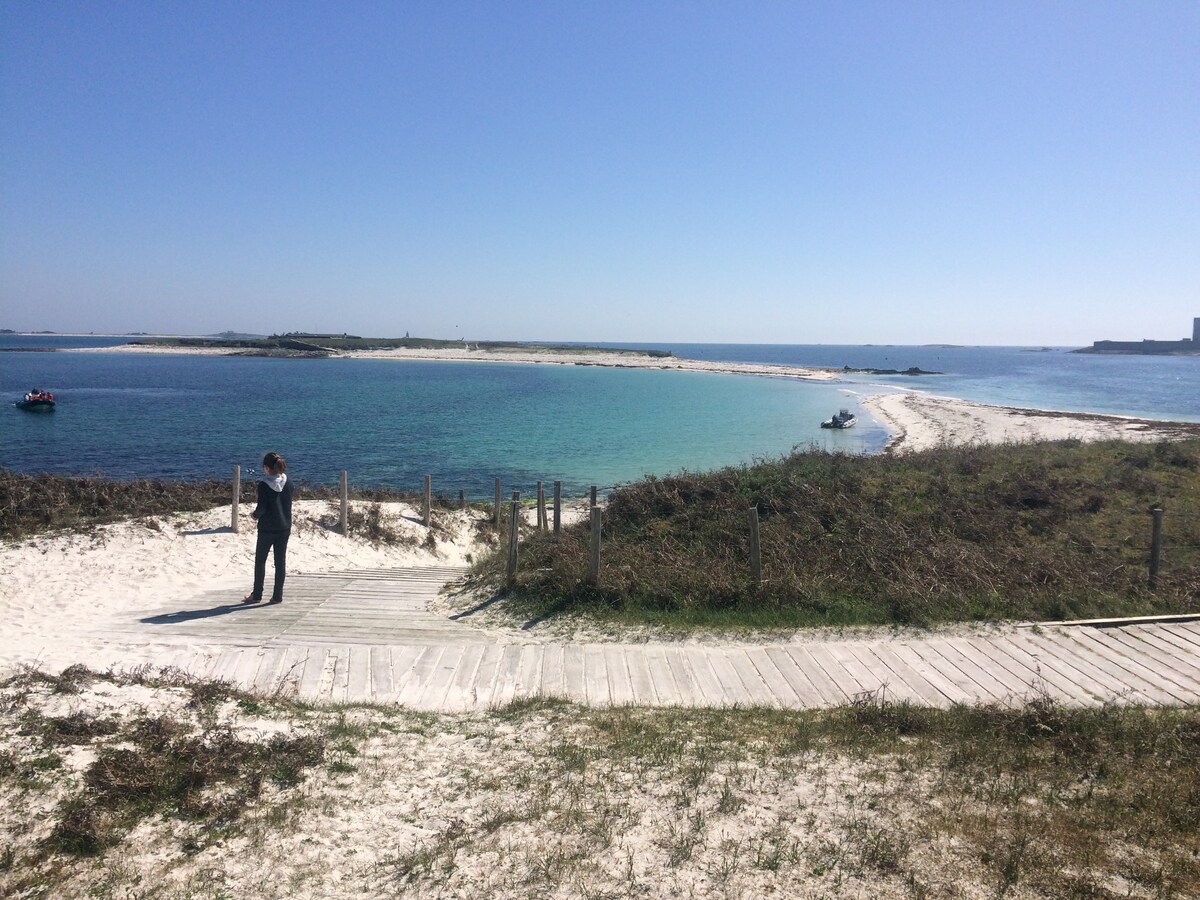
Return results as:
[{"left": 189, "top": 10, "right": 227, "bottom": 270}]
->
[{"left": 1, "top": 2, "right": 1197, "bottom": 344}]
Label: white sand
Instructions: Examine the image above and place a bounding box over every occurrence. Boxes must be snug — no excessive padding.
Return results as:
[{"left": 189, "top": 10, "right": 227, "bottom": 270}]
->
[
  {"left": 76, "top": 341, "right": 839, "bottom": 380},
  {"left": 863, "top": 391, "right": 1200, "bottom": 453},
  {"left": 0, "top": 500, "right": 484, "bottom": 675}
]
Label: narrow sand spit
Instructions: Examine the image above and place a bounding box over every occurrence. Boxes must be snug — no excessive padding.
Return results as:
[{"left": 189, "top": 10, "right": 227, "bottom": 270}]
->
[
  {"left": 74, "top": 341, "right": 839, "bottom": 380},
  {"left": 862, "top": 390, "right": 1200, "bottom": 453}
]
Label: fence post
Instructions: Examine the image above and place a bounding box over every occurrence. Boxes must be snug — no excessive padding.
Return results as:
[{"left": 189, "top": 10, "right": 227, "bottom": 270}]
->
[
  {"left": 339, "top": 470, "right": 349, "bottom": 534},
  {"left": 553, "top": 481, "right": 562, "bottom": 537},
  {"left": 231, "top": 464, "right": 241, "bottom": 533},
  {"left": 1149, "top": 506, "right": 1164, "bottom": 590},
  {"left": 506, "top": 491, "right": 521, "bottom": 586},
  {"left": 423, "top": 474, "right": 432, "bottom": 527},
  {"left": 494, "top": 477, "right": 502, "bottom": 527},
  {"left": 537, "top": 481, "right": 547, "bottom": 531},
  {"left": 459, "top": 489, "right": 466, "bottom": 509},
  {"left": 590, "top": 485, "right": 598, "bottom": 511},
  {"left": 588, "top": 507, "right": 602, "bottom": 585},
  {"left": 748, "top": 507, "right": 762, "bottom": 587}
]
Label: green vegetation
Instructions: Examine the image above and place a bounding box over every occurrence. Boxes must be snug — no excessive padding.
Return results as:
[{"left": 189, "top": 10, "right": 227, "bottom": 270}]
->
[
  {"left": 482, "top": 439, "right": 1200, "bottom": 628},
  {"left": 0, "top": 469, "right": 466, "bottom": 540},
  {"left": 2, "top": 667, "right": 324, "bottom": 864},
  {"left": 4, "top": 666, "right": 1197, "bottom": 897},
  {"left": 132, "top": 334, "right": 674, "bottom": 357}
]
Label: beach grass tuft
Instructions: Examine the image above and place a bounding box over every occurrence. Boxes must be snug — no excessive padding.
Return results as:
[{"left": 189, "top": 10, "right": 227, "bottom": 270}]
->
[{"left": 480, "top": 439, "right": 1200, "bottom": 629}]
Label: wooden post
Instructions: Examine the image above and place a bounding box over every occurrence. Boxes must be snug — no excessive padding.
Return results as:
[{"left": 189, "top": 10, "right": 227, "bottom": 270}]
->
[
  {"left": 423, "top": 474, "right": 432, "bottom": 527},
  {"left": 590, "top": 485, "right": 598, "bottom": 511},
  {"left": 1149, "top": 506, "right": 1164, "bottom": 590},
  {"left": 536, "top": 481, "right": 547, "bottom": 531},
  {"left": 459, "top": 489, "right": 466, "bottom": 509},
  {"left": 231, "top": 464, "right": 241, "bottom": 533},
  {"left": 494, "top": 477, "right": 502, "bottom": 527},
  {"left": 748, "top": 507, "right": 762, "bottom": 587},
  {"left": 339, "top": 470, "right": 349, "bottom": 534},
  {"left": 506, "top": 491, "right": 520, "bottom": 586},
  {"left": 588, "top": 507, "right": 602, "bottom": 585},
  {"left": 553, "top": 481, "right": 562, "bottom": 536}
]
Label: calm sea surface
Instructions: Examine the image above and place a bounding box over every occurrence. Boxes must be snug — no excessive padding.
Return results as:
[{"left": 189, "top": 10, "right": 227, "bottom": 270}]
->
[{"left": 3, "top": 336, "right": 1198, "bottom": 495}]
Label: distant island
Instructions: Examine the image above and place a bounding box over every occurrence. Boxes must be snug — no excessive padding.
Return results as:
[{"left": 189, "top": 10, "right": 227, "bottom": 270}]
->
[
  {"left": 1075, "top": 317, "right": 1200, "bottom": 355},
  {"left": 131, "top": 333, "right": 675, "bottom": 359}
]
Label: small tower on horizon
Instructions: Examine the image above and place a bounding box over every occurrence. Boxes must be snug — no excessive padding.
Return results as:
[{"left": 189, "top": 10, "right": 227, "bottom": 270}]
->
[{"left": 1194, "top": 317, "right": 1199, "bottom": 343}]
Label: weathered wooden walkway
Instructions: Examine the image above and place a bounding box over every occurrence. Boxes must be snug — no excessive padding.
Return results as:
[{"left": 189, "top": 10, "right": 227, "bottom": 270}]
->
[{"left": 122, "top": 566, "right": 1200, "bottom": 710}]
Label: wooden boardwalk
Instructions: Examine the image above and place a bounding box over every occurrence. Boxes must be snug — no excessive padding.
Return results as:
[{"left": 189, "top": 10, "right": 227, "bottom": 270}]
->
[{"left": 122, "top": 566, "right": 1200, "bottom": 710}]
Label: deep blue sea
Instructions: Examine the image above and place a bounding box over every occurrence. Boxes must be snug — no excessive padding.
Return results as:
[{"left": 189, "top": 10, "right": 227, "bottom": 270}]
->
[{"left": 3, "top": 335, "right": 1198, "bottom": 496}]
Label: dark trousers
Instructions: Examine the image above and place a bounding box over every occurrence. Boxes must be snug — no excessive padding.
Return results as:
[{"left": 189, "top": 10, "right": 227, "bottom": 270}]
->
[{"left": 253, "top": 530, "right": 290, "bottom": 600}]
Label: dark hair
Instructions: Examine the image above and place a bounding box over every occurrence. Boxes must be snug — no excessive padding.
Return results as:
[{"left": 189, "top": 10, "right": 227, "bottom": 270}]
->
[{"left": 262, "top": 451, "right": 286, "bottom": 475}]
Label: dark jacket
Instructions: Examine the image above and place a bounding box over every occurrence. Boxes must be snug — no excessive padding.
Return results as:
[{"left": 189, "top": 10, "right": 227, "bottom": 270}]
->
[{"left": 253, "top": 475, "right": 293, "bottom": 532}]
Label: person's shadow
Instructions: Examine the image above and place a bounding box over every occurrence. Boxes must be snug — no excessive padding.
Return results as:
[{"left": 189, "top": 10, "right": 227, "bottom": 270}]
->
[{"left": 141, "top": 600, "right": 265, "bottom": 625}]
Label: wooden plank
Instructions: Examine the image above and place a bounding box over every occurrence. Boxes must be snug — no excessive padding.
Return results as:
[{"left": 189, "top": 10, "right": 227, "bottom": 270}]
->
[
  {"left": 539, "top": 645, "right": 566, "bottom": 699},
  {"left": 701, "top": 649, "right": 753, "bottom": 706},
  {"left": 414, "top": 645, "right": 467, "bottom": 709},
  {"left": 684, "top": 647, "right": 735, "bottom": 706},
  {"left": 442, "top": 644, "right": 487, "bottom": 711},
  {"left": 368, "top": 646, "right": 394, "bottom": 702},
  {"left": 514, "top": 645, "right": 543, "bottom": 703},
  {"left": 762, "top": 647, "right": 825, "bottom": 707},
  {"left": 883, "top": 642, "right": 975, "bottom": 705},
  {"left": 272, "top": 649, "right": 307, "bottom": 698},
  {"left": 725, "top": 649, "right": 778, "bottom": 706},
  {"left": 644, "top": 646, "right": 678, "bottom": 706},
  {"left": 583, "top": 645, "right": 612, "bottom": 706},
  {"left": 824, "top": 643, "right": 894, "bottom": 699},
  {"left": 1096, "top": 628, "right": 1200, "bottom": 686},
  {"left": 316, "top": 650, "right": 340, "bottom": 702},
  {"left": 624, "top": 649, "right": 661, "bottom": 705},
  {"left": 1029, "top": 629, "right": 1165, "bottom": 704},
  {"left": 851, "top": 644, "right": 952, "bottom": 707},
  {"left": 396, "top": 646, "right": 446, "bottom": 707},
  {"left": 904, "top": 641, "right": 1003, "bottom": 703},
  {"left": 388, "top": 646, "right": 426, "bottom": 700},
  {"left": 206, "top": 648, "right": 241, "bottom": 683},
  {"left": 1146, "top": 623, "right": 1200, "bottom": 657},
  {"left": 469, "top": 644, "right": 506, "bottom": 708},
  {"left": 345, "top": 646, "right": 371, "bottom": 703},
  {"left": 1080, "top": 628, "right": 1200, "bottom": 696},
  {"left": 296, "top": 648, "right": 328, "bottom": 698},
  {"left": 782, "top": 645, "right": 853, "bottom": 705},
  {"left": 744, "top": 647, "right": 803, "bottom": 707},
  {"left": 665, "top": 647, "right": 705, "bottom": 706},
  {"left": 928, "top": 639, "right": 1023, "bottom": 702},
  {"left": 603, "top": 645, "right": 634, "bottom": 706},
  {"left": 1116, "top": 628, "right": 1200, "bottom": 683},
  {"left": 983, "top": 635, "right": 1103, "bottom": 705},
  {"left": 489, "top": 644, "right": 524, "bottom": 709},
  {"left": 251, "top": 647, "right": 288, "bottom": 695},
  {"left": 562, "top": 645, "right": 586, "bottom": 704},
  {"left": 935, "top": 638, "right": 1029, "bottom": 701},
  {"left": 805, "top": 645, "right": 866, "bottom": 700},
  {"left": 1041, "top": 629, "right": 1184, "bottom": 705}
]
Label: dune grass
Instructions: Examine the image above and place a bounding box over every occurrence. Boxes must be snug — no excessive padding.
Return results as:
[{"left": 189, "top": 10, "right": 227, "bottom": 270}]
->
[
  {"left": 3, "top": 666, "right": 1197, "bottom": 898},
  {"left": 480, "top": 439, "right": 1200, "bottom": 629},
  {"left": 0, "top": 469, "right": 467, "bottom": 541}
]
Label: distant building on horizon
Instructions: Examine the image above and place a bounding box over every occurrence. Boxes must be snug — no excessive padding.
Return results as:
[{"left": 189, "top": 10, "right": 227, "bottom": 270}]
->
[{"left": 1076, "top": 317, "right": 1200, "bottom": 355}]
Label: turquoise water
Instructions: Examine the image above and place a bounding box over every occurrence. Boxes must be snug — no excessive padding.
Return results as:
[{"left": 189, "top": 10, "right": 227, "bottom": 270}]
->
[
  {"left": 3, "top": 336, "right": 1197, "bottom": 495},
  {"left": 0, "top": 346, "right": 880, "bottom": 494}
]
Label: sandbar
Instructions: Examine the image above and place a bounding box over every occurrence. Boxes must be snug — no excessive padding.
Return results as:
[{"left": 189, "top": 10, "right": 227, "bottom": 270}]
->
[{"left": 863, "top": 391, "right": 1200, "bottom": 453}]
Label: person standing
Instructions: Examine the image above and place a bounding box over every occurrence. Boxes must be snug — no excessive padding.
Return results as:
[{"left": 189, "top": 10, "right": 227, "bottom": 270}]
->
[{"left": 244, "top": 451, "right": 293, "bottom": 604}]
